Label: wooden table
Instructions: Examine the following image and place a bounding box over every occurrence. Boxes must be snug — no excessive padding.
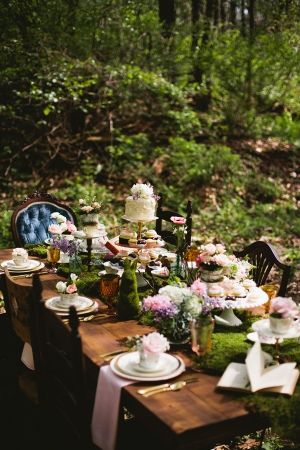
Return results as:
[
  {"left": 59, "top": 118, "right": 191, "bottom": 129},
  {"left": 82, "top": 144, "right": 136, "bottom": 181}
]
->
[{"left": 0, "top": 248, "right": 269, "bottom": 450}]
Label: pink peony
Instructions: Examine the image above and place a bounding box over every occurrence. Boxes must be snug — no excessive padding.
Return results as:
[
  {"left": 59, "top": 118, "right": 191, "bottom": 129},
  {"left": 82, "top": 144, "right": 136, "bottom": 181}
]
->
[
  {"left": 142, "top": 332, "right": 170, "bottom": 354},
  {"left": 48, "top": 224, "right": 62, "bottom": 234},
  {"left": 191, "top": 279, "right": 207, "bottom": 297},
  {"left": 66, "top": 284, "right": 77, "bottom": 294},
  {"left": 142, "top": 295, "right": 174, "bottom": 312},
  {"left": 170, "top": 216, "right": 186, "bottom": 225},
  {"left": 270, "top": 297, "right": 299, "bottom": 319}
]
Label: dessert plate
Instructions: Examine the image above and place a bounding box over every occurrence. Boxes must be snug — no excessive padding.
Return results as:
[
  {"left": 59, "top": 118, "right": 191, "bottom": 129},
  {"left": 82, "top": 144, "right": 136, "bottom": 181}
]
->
[
  {"left": 45, "top": 296, "right": 94, "bottom": 313},
  {"left": 110, "top": 352, "right": 185, "bottom": 381},
  {"left": 1, "top": 259, "right": 45, "bottom": 272},
  {"left": 6, "top": 261, "right": 32, "bottom": 270},
  {"left": 252, "top": 318, "right": 300, "bottom": 339}
]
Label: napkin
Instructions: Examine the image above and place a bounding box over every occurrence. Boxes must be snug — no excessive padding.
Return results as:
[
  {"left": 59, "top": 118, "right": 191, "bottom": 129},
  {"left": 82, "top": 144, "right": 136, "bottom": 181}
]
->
[
  {"left": 21, "top": 342, "right": 35, "bottom": 370},
  {"left": 91, "top": 365, "right": 134, "bottom": 450}
]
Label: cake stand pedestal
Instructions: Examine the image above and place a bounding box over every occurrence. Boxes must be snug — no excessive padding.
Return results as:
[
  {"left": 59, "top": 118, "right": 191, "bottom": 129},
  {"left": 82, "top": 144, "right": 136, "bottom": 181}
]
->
[
  {"left": 214, "top": 290, "right": 269, "bottom": 327},
  {"left": 77, "top": 235, "right": 101, "bottom": 272},
  {"left": 122, "top": 215, "right": 157, "bottom": 240}
]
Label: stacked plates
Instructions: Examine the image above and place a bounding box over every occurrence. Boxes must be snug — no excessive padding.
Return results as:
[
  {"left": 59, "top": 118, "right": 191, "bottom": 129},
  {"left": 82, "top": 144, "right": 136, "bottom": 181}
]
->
[
  {"left": 45, "top": 296, "right": 98, "bottom": 317},
  {"left": 110, "top": 351, "right": 185, "bottom": 381},
  {"left": 1, "top": 259, "right": 45, "bottom": 273}
]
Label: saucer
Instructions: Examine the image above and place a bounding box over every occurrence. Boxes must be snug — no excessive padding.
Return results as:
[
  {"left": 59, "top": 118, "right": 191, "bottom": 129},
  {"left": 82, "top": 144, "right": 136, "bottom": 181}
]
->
[
  {"left": 111, "top": 352, "right": 185, "bottom": 381},
  {"left": 252, "top": 318, "right": 300, "bottom": 339},
  {"left": 6, "top": 261, "right": 31, "bottom": 270},
  {"left": 246, "top": 331, "right": 283, "bottom": 345},
  {"left": 1, "top": 259, "right": 44, "bottom": 272},
  {"left": 45, "top": 296, "right": 94, "bottom": 312}
]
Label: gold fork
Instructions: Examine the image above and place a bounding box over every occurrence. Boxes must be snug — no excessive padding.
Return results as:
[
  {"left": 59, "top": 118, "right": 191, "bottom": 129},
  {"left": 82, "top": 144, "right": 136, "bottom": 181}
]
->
[{"left": 142, "top": 381, "right": 187, "bottom": 397}]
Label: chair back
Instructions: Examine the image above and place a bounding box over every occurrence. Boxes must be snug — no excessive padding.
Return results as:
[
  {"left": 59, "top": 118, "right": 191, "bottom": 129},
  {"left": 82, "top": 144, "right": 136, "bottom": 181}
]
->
[
  {"left": 11, "top": 191, "right": 77, "bottom": 246},
  {"left": 234, "top": 241, "right": 291, "bottom": 296},
  {"left": 155, "top": 194, "right": 192, "bottom": 247},
  {"left": 29, "top": 274, "right": 92, "bottom": 448},
  {"left": 4, "top": 268, "right": 33, "bottom": 343}
]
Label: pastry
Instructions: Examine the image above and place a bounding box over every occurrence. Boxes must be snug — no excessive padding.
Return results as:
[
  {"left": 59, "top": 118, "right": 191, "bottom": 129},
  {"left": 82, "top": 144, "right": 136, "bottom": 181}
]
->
[{"left": 208, "top": 284, "right": 225, "bottom": 297}]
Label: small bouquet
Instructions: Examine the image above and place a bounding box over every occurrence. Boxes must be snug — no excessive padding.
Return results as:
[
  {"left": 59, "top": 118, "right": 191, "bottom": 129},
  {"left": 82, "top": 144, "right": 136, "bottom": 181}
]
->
[
  {"left": 51, "top": 235, "right": 81, "bottom": 257},
  {"left": 196, "top": 243, "right": 232, "bottom": 272},
  {"left": 138, "top": 331, "right": 170, "bottom": 369},
  {"left": 56, "top": 273, "right": 79, "bottom": 304},
  {"left": 48, "top": 212, "right": 77, "bottom": 236}
]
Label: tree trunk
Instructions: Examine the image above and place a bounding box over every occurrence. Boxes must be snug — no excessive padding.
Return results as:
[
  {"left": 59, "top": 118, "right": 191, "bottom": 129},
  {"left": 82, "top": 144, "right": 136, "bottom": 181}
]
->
[
  {"left": 158, "top": 0, "right": 176, "bottom": 38},
  {"left": 230, "top": 0, "right": 236, "bottom": 24},
  {"left": 241, "top": 0, "right": 246, "bottom": 35}
]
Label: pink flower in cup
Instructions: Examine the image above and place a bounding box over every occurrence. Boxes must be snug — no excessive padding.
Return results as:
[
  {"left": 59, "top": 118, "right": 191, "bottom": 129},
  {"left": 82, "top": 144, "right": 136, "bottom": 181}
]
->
[
  {"left": 48, "top": 224, "right": 62, "bottom": 234},
  {"left": 269, "top": 297, "right": 299, "bottom": 319},
  {"left": 142, "top": 332, "right": 170, "bottom": 354},
  {"left": 170, "top": 216, "right": 186, "bottom": 225},
  {"left": 66, "top": 284, "right": 77, "bottom": 294}
]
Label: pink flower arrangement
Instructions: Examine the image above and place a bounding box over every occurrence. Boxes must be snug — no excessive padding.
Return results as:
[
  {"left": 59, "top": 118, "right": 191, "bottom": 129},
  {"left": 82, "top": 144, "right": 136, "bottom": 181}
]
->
[
  {"left": 269, "top": 297, "right": 299, "bottom": 319},
  {"left": 66, "top": 284, "right": 77, "bottom": 294},
  {"left": 48, "top": 224, "right": 62, "bottom": 234},
  {"left": 190, "top": 279, "right": 207, "bottom": 296},
  {"left": 141, "top": 332, "right": 170, "bottom": 354},
  {"left": 142, "top": 294, "right": 178, "bottom": 317},
  {"left": 65, "top": 220, "right": 77, "bottom": 234},
  {"left": 196, "top": 242, "right": 231, "bottom": 270}
]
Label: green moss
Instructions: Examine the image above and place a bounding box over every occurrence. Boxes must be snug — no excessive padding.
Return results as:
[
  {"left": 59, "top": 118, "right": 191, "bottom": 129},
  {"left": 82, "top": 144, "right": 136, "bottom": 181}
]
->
[
  {"left": 24, "top": 244, "right": 48, "bottom": 258},
  {"left": 117, "top": 258, "right": 141, "bottom": 320},
  {"left": 57, "top": 264, "right": 100, "bottom": 296}
]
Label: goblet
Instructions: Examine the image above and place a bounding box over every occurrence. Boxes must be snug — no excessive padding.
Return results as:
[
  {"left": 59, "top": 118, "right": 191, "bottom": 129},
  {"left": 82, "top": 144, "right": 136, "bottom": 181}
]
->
[
  {"left": 47, "top": 246, "right": 60, "bottom": 273},
  {"left": 260, "top": 284, "right": 279, "bottom": 313},
  {"left": 190, "top": 316, "right": 215, "bottom": 371},
  {"left": 99, "top": 273, "right": 120, "bottom": 311}
]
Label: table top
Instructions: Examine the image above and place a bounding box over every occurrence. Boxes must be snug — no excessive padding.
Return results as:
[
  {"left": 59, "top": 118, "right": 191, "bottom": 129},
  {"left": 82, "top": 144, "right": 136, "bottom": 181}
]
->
[{"left": 0, "top": 247, "right": 269, "bottom": 449}]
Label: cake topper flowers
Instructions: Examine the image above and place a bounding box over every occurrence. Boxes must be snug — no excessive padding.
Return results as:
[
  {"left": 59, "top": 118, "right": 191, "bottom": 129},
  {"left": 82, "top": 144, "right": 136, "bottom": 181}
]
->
[{"left": 131, "top": 183, "right": 160, "bottom": 200}]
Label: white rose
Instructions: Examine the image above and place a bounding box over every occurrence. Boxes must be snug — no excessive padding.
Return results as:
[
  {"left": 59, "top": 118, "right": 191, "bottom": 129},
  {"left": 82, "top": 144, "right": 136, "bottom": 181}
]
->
[
  {"left": 79, "top": 199, "right": 85, "bottom": 205},
  {"left": 158, "top": 285, "right": 191, "bottom": 306},
  {"left": 81, "top": 205, "right": 94, "bottom": 213},
  {"left": 56, "top": 213, "right": 67, "bottom": 223},
  {"left": 12, "top": 248, "right": 28, "bottom": 257},
  {"left": 183, "top": 294, "right": 203, "bottom": 317},
  {"left": 56, "top": 281, "right": 67, "bottom": 293}
]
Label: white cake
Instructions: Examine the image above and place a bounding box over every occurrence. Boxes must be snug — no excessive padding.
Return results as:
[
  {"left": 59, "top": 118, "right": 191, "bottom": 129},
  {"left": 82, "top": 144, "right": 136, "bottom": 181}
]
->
[{"left": 124, "top": 183, "right": 157, "bottom": 222}]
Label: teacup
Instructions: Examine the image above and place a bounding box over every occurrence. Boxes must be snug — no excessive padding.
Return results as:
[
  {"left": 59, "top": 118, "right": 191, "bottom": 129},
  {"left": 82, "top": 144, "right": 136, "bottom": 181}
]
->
[
  {"left": 12, "top": 254, "right": 28, "bottom": 266},
  {"left": 138, "top": 348, "right": 161, "bottom": 370},
  {"left": 59, "top": 292, "right": 78, "bottom": 307},
  {"left": 269, "top": 316, "right": 294, "bottom": 335}
]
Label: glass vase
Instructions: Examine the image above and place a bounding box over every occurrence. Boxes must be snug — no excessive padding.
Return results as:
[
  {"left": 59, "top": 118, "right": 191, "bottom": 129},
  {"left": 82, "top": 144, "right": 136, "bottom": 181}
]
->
[{"left": 190, "top": 315, "right": 215, "bottom": 357}]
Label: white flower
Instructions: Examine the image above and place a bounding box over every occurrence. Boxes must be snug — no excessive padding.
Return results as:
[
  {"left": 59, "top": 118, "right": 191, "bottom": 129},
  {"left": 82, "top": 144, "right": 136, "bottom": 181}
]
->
[
  {"left": 131, "top": 183, "right": 154, "bottom": 199},
  {"left": 59, "top": 222, "right": 68, "bottom": 233},
  {"left": 51, "top": 212, "right": 67, "bottom": 223},
  {"left": 158, "top": 285, "right": 191, "bottom": 306},
  {"left": 183, "top": 294, "right": 203, "bottom": 317},
  {"left": 12, "top": 248, "right": 28, "bottom": 257},
  {"left": 56, "top": 281, "right": 67, "bottom": 293},
  {"left": 70, "top": 273, "right": 78, "bottom": 282},
  {"left": 203, "top": 243, "right": 216, "bottom": 255},
  {"left": 79, "top": 199, "right": 85, "bottom": 205}
]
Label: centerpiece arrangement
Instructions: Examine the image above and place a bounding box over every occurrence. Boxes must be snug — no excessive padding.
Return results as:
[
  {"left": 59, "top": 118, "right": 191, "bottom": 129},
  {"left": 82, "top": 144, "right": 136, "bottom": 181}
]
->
[
  {"left": 269, "top": 296, "right": 299, "bottom": 334},
  {"left": 48, "top": 212, "right": 77, "bottom": 238},
  {"left": 78, "top": 197, "right": 103, "bottom": 237},
  {"left": 196, "top": 243, "right": 235, "bottom": 282}
]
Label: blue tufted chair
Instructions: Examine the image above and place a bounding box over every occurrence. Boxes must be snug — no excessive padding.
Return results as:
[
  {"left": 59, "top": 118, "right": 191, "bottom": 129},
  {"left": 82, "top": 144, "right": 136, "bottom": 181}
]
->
[{"left": 11, "top": 192, "right": 78, "bottom": 246}]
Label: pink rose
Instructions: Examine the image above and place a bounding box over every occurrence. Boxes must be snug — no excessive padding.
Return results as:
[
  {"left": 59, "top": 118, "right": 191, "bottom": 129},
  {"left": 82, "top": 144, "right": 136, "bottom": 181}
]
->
[
  {"left": 66, "top": 284, "right": 77, "bottom": 294},
  {"left": 270, "top": 297, "right": 299, "bottom": 319},
  {"left": 191, "top": 279, "right": 207, "bottom": 297},
  {"left": 142, "top": 332, "right": 170, "bottom": 354},
  {"left": 48, "top": 224, "right": 62, "bottom": 234},
  {"left": 66, "top": 221, "right": 77, "bottom": 233},
  {"left": 170, "top": 216, "right": 186, "bottom": 225}
]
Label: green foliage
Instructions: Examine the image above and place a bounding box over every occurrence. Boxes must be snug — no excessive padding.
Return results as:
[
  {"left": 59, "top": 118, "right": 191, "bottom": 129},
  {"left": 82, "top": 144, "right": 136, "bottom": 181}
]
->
[{"left": 0, "top": 206, "right": 13, "bottom": 249}]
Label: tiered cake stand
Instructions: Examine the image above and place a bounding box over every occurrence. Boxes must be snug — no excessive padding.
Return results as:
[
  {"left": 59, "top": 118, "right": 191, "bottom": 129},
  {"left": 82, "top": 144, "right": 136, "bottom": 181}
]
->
[{"left": 122, "top": 215, "right": 157, "bottom": 240}]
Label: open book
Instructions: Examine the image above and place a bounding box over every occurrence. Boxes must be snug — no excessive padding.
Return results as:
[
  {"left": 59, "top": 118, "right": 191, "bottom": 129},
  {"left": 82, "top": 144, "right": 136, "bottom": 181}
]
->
[{"left": 217, "top": 341, "right": 299, "bottom": 396}]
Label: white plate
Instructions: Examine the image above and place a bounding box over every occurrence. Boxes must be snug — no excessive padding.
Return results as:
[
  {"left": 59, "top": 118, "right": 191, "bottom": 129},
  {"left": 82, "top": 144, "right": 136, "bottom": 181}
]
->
[
  {"left": 110, "top": 352, "right": 185, "bottom": 381},
  {"left": 1, "top": 260, "right": 45, "bottom": 273},
  {"left": 6, "top": 261, "right": 32, "bottom": 270},
  {"left": 252, "top": 318, "right": 300, "bottom": 339},
  {"left": 54, "top": 302, "right": 98, "bottom": 317},
  {"left": 45, "top": 296, "right": 94, "bottom": 312},
  {"left": 247, "top": 331, "right": 283, "bottom": 345}
]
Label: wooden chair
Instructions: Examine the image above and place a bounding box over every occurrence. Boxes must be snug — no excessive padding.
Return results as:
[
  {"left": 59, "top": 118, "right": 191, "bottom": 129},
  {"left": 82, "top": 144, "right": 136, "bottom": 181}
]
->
[
  {"left": 234, "top": 241, "right": 291, "bottom": 296},
  {"left": 4, "top": 268, "right": 38, "bottom": 404},
  {"left": 11, "top": 191, "right": 77, "bottom": 246},
  {"left": 155, "top": 193, "right": 192, "bottom": 247},
  {"left": 29, "top": 274, "right": 94, "bottom": 450}
]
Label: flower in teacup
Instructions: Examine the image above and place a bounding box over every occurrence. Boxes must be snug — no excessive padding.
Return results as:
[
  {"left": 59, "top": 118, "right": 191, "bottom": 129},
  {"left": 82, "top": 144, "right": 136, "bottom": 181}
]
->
[
  {"left": 215, "top": 244, "right": 226, "bottom": 254},
  {"left": 48, "top": 224, "right": 62, "bottom": 234},
  {"left": 190, "top": 279, "right": 207, "bottom": 297},
  {"left": 66, "top": 284, "right": 77, "bottom": 294},
  {"left": 142, "top": 332, "right": 170, "bottom": 354},
  {"left": 170, "top": 216, "right": 186, "bottom": 225},
  {"left": 202, "top": 243, "right": 216, "bottom": 255},
  {"left": 213, "top": 254, "right": 231, "bottom": 267},
  {"left": 269, "top": 297, "right": 299, "bottom": 319},
  {"left": 56, "top": 281, "right": 67, "bottom": 293},
  {"left": 12, "top": 248, "right": 28, "bottom": 257}
]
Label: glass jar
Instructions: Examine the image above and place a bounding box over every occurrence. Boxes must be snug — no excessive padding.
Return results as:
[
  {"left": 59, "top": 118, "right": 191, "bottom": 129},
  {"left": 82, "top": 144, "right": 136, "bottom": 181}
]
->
[{"left": 190, "top": 315, "right": 215, "bottom": 357}]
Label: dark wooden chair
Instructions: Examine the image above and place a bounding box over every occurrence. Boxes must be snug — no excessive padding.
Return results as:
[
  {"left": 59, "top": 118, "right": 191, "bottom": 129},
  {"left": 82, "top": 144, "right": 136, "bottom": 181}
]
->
[
  {"left": 234, "top": 241, "right": 291, "bottom": 296},
  {"left": 155, "top": 193, "right": 192, "bottom": 247},
  {"left": 11, "top": 191, "right": 77, "bottom": 246},
  {"left": 29, "top": 274, "right": 95, "bottom": 450},
  {"left": 4, "top": 268, "right": 38, "bottom": 404}
]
